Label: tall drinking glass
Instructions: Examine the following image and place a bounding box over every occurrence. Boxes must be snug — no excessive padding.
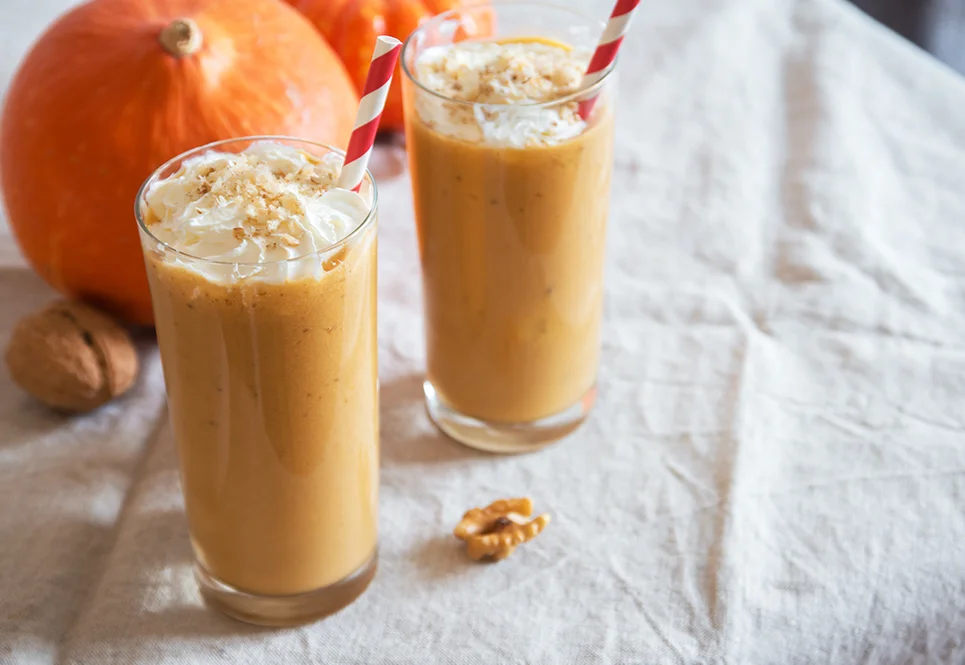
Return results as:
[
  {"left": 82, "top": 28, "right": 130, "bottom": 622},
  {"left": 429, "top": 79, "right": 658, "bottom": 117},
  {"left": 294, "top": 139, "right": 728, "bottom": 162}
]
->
[
  {"left": 135, "top": 137, "right": 378, "bottom": 626},
  {"left": 402, "top": 3, "right": 616, "bottom": 453}
]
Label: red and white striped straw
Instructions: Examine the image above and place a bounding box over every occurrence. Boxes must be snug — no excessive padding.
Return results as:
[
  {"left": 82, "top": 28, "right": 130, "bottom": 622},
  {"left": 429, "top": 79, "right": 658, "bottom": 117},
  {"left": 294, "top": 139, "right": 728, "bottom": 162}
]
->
[
  {"left": 337, "top": 35, "right": 402, "bottom": 192},
  {"left": 578, "top": 0, "right": 641, "bottom": 119}
]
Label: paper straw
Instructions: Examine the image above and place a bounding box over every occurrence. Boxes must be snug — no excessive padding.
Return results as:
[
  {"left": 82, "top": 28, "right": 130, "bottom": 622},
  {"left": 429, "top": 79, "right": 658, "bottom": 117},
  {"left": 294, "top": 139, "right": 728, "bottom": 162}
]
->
[
  {"left": 577, "top": 0, "right": 641, "bottom": 119},
  {"left": 337, "top": 36, "right": 402, "bottom": 192}
]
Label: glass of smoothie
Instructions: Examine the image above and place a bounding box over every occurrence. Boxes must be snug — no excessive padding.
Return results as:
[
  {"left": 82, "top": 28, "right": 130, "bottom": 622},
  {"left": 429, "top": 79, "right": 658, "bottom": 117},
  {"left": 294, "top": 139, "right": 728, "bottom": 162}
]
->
[
  {"left": 135, "top": 137, "right": 378, "bottom": 626},
  {"left": 401, "top": 3, "right": 616, "bottom": 453}
]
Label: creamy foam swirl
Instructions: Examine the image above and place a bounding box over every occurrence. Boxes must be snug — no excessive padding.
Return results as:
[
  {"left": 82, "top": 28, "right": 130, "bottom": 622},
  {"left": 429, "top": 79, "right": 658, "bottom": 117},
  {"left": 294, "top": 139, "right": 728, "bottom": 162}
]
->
[
  {"left": 142, "top": 142, "right": 370, "bottom": 283},
  {"left": 414, "top": 41, "right": 591, "bottom": 147}
]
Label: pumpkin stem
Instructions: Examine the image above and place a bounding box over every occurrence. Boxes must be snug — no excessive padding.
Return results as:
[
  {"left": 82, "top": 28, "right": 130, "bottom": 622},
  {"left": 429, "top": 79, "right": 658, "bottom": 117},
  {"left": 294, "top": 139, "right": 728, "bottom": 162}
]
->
[{"left": 159, "top": 18, "right": 203, "bottom": 58}]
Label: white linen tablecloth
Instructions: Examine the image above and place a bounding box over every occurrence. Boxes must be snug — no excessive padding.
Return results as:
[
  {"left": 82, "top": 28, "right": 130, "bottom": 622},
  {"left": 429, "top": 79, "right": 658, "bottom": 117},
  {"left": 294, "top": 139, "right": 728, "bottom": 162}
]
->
[{"left": 3, "top": 0, "right": 965, "bottom": 662}]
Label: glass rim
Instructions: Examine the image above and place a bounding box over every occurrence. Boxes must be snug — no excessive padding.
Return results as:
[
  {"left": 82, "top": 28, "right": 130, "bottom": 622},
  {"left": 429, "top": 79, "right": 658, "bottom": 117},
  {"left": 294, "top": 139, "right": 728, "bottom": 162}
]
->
[
  {"left": 400, "top": 1, "right": 616, "bottom": 110},
  {"left": 133, "top": 135, "right": 378, "bottom": 268}
]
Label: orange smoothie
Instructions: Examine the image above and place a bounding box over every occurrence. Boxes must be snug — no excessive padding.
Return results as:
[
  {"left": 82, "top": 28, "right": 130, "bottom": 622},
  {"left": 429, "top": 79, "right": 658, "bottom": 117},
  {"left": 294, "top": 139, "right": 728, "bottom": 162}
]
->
[
  {"left": 137, "top": 141, "right": 378, "bottom": 619},
  {"left": 405, "top": 39, "right": 615, "bottom": 426}
]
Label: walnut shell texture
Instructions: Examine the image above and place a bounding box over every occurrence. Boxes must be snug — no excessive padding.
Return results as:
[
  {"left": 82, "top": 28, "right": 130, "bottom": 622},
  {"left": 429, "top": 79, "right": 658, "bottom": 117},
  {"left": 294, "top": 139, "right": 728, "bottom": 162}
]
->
[{"left": 5, "top": 300, "right": 138, "bottom": 413}]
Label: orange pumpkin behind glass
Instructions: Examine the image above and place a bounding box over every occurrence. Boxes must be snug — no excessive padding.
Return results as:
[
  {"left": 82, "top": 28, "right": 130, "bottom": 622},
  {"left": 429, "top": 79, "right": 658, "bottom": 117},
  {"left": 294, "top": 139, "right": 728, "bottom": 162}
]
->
[
  {"left": 291, "top": 0, "right": 490, "bottom": 133},
  {"left": 0, "top": 0, "right": 359, "bottom": 325}
]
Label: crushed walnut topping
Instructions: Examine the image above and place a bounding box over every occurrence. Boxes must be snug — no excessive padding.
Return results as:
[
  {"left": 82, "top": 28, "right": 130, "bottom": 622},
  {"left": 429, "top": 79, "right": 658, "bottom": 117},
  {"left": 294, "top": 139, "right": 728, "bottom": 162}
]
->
[
  {"left": 413, "top": 40, "right": 594, "bottom": 147},
  {"left": 417, "top": 41, "right": 588, "bottom": 104},
  {"left": 140, "top": 142, "right": 372, "bottom": 277},
  {"left": 164, "top": 151, "right": 341, "bottom": 244}
]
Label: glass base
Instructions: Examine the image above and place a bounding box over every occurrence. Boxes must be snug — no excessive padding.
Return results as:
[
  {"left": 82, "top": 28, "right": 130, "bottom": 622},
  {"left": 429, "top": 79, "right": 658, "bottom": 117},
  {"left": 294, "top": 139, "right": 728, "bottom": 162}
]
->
[
  {"left": 424, "top": 380, "right": 595, "bottom": 454},
  {"left": 195, "top": 549, "right": 378, "bottom": 627}
]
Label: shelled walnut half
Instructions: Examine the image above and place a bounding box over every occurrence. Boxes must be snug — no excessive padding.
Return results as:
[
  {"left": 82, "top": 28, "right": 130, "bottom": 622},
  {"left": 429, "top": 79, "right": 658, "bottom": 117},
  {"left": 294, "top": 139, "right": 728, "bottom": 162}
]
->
[{"left": 454, "top": 497, "right": 551, "bottom": 561}]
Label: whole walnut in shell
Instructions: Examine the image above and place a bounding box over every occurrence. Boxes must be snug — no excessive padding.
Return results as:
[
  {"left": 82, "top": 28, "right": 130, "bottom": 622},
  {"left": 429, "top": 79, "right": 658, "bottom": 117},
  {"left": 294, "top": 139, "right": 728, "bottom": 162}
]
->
[{"left": 5, "top": 300, "right": 138, "bottom": 413}]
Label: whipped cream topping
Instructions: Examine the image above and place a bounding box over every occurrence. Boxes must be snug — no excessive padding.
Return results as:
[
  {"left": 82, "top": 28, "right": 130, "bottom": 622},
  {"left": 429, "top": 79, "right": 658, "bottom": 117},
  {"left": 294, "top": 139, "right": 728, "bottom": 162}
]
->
[
  {"left": 141, "top": 142, "right": 371, "bottom": 283},
  {"left": 413, "top": 41, "right": 592, "bottom": 147}
]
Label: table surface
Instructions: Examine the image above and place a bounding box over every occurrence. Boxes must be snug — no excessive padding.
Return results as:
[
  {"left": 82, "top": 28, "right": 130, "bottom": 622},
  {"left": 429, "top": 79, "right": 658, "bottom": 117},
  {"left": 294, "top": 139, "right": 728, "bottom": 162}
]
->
[{"left": 3, "top": 0, "right": 965, "bottom": 663}]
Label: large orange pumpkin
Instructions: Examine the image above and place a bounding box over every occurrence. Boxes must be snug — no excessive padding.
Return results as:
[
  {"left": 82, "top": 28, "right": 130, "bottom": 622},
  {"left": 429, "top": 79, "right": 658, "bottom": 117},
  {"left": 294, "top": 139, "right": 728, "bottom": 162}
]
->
[
  {"left": 0, "top": 0, "right": 359, "bottom": 325},
  {"left": 291, "top": 0, "right": 487, "bottom": 132}
]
